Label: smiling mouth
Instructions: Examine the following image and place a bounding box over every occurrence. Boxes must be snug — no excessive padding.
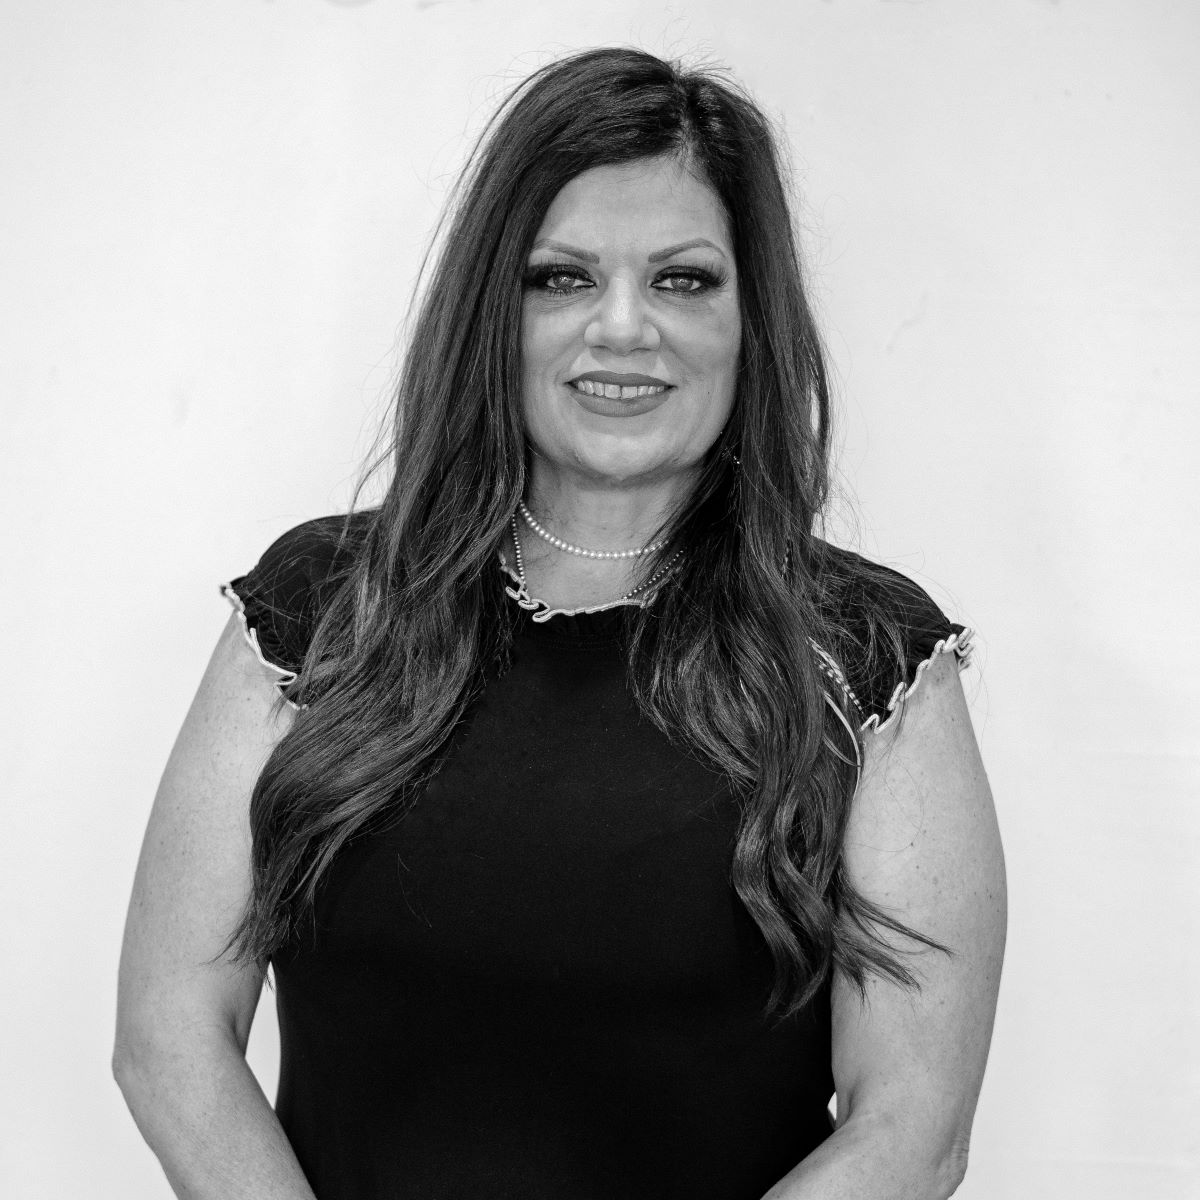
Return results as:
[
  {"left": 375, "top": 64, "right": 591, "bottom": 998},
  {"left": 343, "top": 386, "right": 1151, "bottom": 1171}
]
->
[{"left": 569, "top": 379, "right": 670, "bottom": 400}]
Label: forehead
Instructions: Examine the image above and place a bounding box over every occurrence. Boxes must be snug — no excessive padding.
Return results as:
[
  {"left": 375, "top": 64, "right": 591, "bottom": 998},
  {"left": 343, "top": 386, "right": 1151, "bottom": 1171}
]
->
[{"left": 532, "top": 156, "right": 731, "bottom": 254}]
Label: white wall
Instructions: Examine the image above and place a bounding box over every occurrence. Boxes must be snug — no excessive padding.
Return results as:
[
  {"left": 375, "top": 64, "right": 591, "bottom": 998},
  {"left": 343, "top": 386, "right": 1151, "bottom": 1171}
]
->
[{"left": 3, "top": 1, "right": 1197, "bottom": 1196}]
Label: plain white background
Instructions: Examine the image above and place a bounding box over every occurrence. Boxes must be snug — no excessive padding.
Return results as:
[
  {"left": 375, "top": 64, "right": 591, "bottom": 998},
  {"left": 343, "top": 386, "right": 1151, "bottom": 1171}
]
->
[{"left": 3, "top": 2, "right": 1197, "bottom": 1197}]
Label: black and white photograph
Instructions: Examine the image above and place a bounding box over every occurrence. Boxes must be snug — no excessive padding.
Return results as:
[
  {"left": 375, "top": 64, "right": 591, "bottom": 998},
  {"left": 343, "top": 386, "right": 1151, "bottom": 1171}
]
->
[{"left": 3, "top": 2, "right": 1196, "bottom": 1198}]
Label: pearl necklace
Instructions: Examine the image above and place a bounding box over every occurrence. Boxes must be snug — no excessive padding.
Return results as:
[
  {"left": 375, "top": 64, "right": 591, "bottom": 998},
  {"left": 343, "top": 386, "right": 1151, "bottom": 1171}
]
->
[
  {"left": 517, "top": 500, "right": 668, "bottom": 559},
  {"left": 509, "top": 516, "right": 682, "bottom": 604}
]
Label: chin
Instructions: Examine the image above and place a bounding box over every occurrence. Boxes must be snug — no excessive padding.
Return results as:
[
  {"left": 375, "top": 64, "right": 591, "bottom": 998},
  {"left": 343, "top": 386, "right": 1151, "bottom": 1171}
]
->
[{"left": 571, "top": 445, "right": 696, "bottom": 487}]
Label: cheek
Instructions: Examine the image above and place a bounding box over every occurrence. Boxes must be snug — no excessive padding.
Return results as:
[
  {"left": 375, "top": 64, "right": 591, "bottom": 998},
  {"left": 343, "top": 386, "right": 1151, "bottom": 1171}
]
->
[
  {"left": 519, "top": 313, "right": 550, "bottom": 411},
  {"left": 690, "top": 315, "right": 740, "bottom": 405},
  {"left": 685, "top": 293, "right": 738, "bottom": 355},
  {"left": 520, "top": 308, "right": 571, "bottom": 394},
  {"left": 518, "top": 312, "right": 539, "bottom": 382},
  {"left": 518, "top": 317, "right": 566, "bottom": 448}
]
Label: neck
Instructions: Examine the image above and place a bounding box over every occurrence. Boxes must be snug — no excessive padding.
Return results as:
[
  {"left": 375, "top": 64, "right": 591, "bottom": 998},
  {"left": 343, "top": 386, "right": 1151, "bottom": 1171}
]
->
[{"left": 525, "top": 462, "right": 695, "bottom": 552}]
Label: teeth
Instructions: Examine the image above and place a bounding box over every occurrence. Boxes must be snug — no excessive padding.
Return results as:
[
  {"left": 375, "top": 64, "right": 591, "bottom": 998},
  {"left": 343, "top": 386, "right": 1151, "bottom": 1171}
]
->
[{"left": 571, "top": 380, "right": 668, "bottom": 399}]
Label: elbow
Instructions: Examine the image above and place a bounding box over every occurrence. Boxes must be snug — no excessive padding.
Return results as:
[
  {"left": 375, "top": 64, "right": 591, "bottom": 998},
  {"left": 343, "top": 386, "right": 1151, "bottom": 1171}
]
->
[
  {"left": 112, "top": 1024, "right": 158, "bottom": 1113},
  {"left": 113, "top": 1008, "right": 247, "bottom": 1103},
  {"left": 111, "top": 1014, "right": 191, "bottom": 1115},
  {"left": 112, "top": 1019, "right": 138, "bottom": 1090},
  {"left": 929, "top": 1134, "right": 970, "bottom": 1199},
  {"left": 111, "top": 1042, "right": 131, "bottom": 1091},
  {"left": 838, "top": 1108, "right": 972, "bottom": 1200},
  {"left": 113, "top": 1049, "right": 153, "bottom": 1137}
]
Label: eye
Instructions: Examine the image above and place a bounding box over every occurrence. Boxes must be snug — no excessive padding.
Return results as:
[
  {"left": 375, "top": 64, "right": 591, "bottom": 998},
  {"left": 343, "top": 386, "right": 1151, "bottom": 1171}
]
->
[
  {"left": 522, "top": 261, "right": 729, "bottom": 298},
  {"left": 523, "top": 261, "right": 593, "bottom": 296},
  {"left": 653, "top": 267, "right": 726, "bottom": 295}
]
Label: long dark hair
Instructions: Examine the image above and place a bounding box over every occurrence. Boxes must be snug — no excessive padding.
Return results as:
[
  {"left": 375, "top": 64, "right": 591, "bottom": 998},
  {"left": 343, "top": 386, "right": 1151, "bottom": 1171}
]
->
[{"left": 229, "top": 47, "right": 944, "bottom": 1017}]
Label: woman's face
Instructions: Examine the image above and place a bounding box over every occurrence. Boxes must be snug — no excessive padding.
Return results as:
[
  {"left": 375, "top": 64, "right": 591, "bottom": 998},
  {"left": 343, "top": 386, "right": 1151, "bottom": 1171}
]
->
[{"left": 520, "top": 155, "right": 741, "bottom": 490}]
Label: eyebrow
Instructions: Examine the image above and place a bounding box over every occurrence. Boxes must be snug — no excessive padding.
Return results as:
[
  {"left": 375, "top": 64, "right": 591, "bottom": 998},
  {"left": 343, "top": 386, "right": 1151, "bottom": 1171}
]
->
[{"left": 529, "top": 237, "right": 728, "bottom": 264}]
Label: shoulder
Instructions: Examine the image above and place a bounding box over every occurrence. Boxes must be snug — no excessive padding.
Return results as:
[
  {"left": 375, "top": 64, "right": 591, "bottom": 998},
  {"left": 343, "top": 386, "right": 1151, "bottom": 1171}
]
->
[
  {"left": 807, "top": 539, "right": 975, "bottom": 734},
  {"left": 220, "top": 512, "right": 374, "bottom": 687}
]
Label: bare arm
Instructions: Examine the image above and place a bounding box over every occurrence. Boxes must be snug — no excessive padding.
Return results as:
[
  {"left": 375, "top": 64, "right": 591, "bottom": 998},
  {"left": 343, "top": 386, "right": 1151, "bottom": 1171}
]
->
[
  {"left": 114, "top": 615, "right": 316, "bottom": 1199},
  {"left": 762, "top": 652, "right": 1007, "bottom": 1199}
]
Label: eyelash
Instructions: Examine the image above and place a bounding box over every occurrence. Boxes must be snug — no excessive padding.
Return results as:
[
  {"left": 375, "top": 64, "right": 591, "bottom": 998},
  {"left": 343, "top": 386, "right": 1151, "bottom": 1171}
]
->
[{"left": 522, "top": 261, "right": 727, "bottom": 297}]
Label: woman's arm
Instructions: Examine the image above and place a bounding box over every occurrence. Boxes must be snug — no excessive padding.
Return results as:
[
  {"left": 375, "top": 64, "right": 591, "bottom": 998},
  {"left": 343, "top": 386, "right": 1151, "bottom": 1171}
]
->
[
  {"left": 762, "top": 651, "right": 1007, "bottom": 1200},
  {"left": 114, "top": 616, "right": 316, "bottom": 1200}
]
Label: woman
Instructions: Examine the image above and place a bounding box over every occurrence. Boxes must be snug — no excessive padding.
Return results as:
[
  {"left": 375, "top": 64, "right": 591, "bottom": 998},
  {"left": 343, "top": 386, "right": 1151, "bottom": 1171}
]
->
[{"left": 115, "top": 47, "right": 1005, "bottom": 1200}]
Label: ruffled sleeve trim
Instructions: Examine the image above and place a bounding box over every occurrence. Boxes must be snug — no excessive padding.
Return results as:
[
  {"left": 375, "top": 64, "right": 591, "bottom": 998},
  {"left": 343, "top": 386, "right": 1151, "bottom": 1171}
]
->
[
  {"left": 220, "top": 581, "right": 302, "bottom": 704},
  {"left": 859, "top": 627, "right": 975, "bottom": 735}
]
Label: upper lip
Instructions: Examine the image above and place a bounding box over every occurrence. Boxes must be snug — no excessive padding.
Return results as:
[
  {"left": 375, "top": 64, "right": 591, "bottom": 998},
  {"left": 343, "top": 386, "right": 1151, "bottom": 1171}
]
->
[{"left": 569, "top": 371, "right": 671, "bottom": 387}]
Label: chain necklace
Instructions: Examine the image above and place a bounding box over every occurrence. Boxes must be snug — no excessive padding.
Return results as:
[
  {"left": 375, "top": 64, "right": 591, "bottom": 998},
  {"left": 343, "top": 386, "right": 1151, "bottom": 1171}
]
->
[
  {"left": 508, "top": 515, "right": 682, "bottom": 605},
  {"left": 517, "top": 500, "right": 669, "bottom": 559}
]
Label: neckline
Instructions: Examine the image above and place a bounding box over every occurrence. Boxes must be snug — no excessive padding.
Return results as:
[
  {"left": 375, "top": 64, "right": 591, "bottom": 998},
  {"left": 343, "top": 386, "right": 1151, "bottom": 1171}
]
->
[{"left": 497, "top": 552, "right": 650, "bottom": 624}]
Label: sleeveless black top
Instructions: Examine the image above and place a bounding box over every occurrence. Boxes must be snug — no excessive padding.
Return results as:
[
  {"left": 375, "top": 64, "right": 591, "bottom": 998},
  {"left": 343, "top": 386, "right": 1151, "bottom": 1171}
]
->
[{"left": 223, "top": 516, "right": 971, "bottom": 1200}]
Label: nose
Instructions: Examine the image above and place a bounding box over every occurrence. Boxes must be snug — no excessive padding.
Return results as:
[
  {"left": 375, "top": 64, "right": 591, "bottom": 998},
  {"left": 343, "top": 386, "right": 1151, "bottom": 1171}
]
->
[{"left": 583, "top": 278, "right": 660, "bottom": 354}]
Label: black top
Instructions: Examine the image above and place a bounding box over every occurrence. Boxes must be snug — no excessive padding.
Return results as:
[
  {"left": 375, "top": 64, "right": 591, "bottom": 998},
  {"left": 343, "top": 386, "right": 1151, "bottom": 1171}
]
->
[{"left": 223, "top": 516, "right": 971, "bottom": 1200}]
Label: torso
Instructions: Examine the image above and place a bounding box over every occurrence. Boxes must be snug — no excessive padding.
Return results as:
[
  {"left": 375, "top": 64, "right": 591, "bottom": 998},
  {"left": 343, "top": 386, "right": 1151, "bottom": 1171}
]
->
[
  {"left": 224, "top": 513, "right": 969, "bottom": 1199},
  {"left": 271, "top": 586, "right": 835, "bottom": 1200}
]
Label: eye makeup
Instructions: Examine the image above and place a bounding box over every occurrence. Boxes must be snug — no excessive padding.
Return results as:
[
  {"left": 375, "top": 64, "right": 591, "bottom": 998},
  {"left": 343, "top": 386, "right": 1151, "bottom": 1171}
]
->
[{"left": 522, "top": 260, "right": 729, "bottom": 296}]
